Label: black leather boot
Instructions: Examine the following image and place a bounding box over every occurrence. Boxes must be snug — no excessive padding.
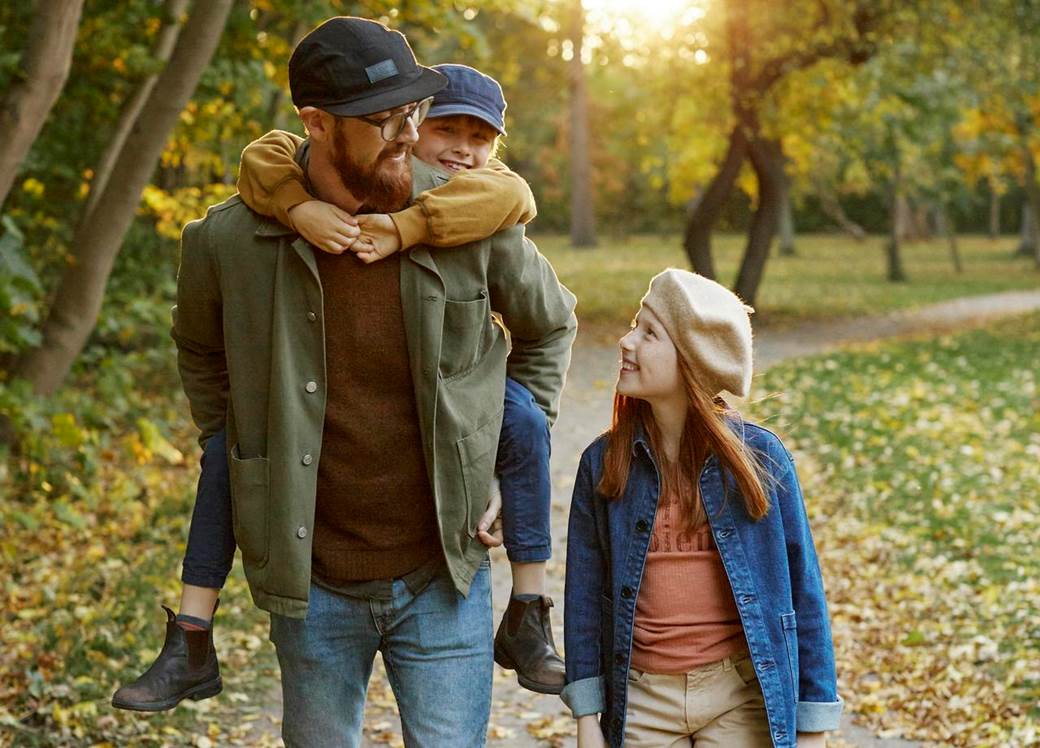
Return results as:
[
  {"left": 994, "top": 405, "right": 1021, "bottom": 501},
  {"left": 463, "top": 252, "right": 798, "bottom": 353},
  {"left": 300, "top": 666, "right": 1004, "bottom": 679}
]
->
[
  {"left": 494, "top": 594, "right": 566, "bottom": 694},
  {"left": 111, "top": 605, "right": 222, "bottom": 711}
]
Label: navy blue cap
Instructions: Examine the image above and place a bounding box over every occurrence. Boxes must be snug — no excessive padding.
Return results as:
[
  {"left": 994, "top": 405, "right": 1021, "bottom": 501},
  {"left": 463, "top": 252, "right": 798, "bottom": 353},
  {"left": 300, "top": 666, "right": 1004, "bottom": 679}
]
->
[{"left": 428, "top": 64, "right": 507, "bottom": 135}]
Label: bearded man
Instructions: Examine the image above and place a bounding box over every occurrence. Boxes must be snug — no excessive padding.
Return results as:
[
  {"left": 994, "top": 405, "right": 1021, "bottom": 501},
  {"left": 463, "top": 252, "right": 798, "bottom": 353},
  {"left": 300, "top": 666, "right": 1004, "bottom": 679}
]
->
[{"left": 169, "top": 16, "right": 576, "bottom": 747}]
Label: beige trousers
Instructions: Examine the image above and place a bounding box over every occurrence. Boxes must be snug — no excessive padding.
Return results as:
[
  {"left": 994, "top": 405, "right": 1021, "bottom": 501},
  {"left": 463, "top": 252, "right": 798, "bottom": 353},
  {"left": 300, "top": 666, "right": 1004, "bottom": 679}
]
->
[{"left": 623, "top": 652, "right": 773, "bottom": 747}]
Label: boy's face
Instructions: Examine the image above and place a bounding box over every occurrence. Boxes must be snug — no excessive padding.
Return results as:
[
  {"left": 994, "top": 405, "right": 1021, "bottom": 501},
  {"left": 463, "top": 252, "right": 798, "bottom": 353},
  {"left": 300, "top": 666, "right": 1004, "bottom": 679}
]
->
[{"left": 414, "top": 114, "right": 498, "bottom": 172}]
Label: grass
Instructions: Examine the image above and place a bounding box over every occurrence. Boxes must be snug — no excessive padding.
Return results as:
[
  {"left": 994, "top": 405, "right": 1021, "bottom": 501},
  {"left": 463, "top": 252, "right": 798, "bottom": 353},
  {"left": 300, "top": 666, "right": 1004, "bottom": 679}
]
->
[
  {"left": 534, "top": 232, "right": 1040, "bottom": 336},
  {"left": 748, "top": 312, "right": 1040, "bottom": 746}
]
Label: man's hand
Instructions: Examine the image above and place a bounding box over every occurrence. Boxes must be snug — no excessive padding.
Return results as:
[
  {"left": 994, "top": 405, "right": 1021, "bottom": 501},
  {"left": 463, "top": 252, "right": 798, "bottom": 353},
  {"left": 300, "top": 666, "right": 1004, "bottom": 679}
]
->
[
  {"left": 797, "top": 732, "right": 827, "bottom": 747},
  {"left": 475, "top": 485, "right": 503, "bottom": 548},
  {"left": 352, "top": 213, "right": 402, "bottom": 264},
  {"left": 576, "top": 715, "right": 607, "bottom": 748},
  {"left": 287, "top": 200, "right": 359, "bottom": 254}
]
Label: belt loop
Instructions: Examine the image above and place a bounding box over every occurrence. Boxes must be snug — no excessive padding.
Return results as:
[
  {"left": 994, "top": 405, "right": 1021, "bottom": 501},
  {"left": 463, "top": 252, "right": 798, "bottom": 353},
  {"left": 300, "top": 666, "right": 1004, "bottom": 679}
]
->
[{"left": 722, "top": 656, "right": 733, "bottom": 671}]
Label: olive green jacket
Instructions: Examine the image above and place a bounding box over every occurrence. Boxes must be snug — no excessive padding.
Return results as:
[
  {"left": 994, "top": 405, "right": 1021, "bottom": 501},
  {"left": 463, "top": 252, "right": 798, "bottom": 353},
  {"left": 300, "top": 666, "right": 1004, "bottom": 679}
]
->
[{"left": 171, "top": 158, "right": 577, "bottom": 618}]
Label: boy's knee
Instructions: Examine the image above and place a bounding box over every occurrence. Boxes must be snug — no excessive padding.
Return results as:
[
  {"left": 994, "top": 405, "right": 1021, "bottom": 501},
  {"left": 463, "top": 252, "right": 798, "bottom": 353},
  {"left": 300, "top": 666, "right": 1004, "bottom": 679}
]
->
[{"left": 502, "top": 396, "right": 548, "bottom": 442}]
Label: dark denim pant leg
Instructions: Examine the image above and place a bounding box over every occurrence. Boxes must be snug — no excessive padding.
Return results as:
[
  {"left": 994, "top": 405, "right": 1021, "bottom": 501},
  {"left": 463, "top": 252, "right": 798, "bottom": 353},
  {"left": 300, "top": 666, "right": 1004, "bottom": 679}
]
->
[
  {"left": 180, "top": 428, "right": 236, "bottom": 589},
  {"left": 495, "top": 378, "right": 553, "bottom": 564}
]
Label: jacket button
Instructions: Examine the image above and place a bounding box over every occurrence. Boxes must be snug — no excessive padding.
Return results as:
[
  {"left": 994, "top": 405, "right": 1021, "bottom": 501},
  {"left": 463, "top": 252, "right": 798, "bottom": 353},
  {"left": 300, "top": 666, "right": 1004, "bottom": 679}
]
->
[
  {"left": 621, "top": 586, "right": 634, "bottom": 599},
  {"left": 296, "top": 526, "right": 307, "bottom": 539},
  {"left": 301, "top": 454, "right": 313, "bottom": 466},
  {"left": 614, "top": 652, "right": 625, "bottom": 665},
  {"left": 305, "top": 380, "right": 317, "bottom": 393},
  {"left": 307, "top": 311, "right": 317, "bottom": 322},
  {"left": 635, "top": 519, "right": 649, "bottom": 532}
]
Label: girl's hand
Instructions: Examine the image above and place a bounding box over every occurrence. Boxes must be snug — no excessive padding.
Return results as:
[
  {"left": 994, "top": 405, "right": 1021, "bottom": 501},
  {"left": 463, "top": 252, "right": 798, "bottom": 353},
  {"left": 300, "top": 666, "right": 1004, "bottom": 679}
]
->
[
  {"left": 288, "top": 200, "right": 359, "bottom": 254},
  {"left": 475, "top": 485, "right": 503, "bottom": 548},
  {"left": 352, "top": 213, "right": 402, "bottom": 263},
  {"left": 577, "top": 715, "right": 607, "bottom": 748},
  {"left": 797, "top": 732, "right": 827, "bottom": 747}
]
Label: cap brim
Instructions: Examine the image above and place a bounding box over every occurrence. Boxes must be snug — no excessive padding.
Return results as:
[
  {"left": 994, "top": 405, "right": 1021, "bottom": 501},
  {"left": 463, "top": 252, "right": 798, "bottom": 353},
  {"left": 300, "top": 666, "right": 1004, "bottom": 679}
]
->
[
  {"left": 321, "top": 67, "right": 447, "bottom": 117},
  {"left": 427, "top": 103, "right": 506, "bottom": 135}
]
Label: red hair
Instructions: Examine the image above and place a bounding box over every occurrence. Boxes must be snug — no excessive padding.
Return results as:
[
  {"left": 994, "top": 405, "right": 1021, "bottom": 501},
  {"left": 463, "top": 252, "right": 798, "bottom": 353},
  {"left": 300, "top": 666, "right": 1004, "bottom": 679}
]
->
[{"left": 597, "top": 358, "right": 770, "bottom": 528}]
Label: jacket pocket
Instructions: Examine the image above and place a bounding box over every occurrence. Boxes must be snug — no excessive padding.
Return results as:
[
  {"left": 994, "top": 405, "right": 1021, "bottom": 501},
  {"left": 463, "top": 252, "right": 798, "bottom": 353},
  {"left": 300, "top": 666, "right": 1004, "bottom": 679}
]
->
[
  {"left": 440, "top": 290, "right": 494, "bottom": 380},
  {"left": 456, "top": 412, "right": 502, "bottom": 537},
  {"left": 229, "top": 445, "right": 270, "bottom": 567},
  {"left": 781, "top": 611, "right": 799, "bottom": 696}
]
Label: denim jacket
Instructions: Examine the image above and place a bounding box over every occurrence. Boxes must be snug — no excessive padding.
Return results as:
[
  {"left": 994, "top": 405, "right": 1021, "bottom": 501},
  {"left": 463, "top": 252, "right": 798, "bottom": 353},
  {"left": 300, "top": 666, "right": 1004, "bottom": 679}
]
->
[{"left": 561, "top": 419, "right": 843, "bottom": 748}]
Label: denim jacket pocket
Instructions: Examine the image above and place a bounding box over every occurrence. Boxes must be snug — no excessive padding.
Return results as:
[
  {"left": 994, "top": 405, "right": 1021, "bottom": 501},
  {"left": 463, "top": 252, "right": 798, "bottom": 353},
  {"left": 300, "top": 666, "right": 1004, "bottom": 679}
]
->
[{"left": 781, "top": 611, "right": 799, "bottom": 695}]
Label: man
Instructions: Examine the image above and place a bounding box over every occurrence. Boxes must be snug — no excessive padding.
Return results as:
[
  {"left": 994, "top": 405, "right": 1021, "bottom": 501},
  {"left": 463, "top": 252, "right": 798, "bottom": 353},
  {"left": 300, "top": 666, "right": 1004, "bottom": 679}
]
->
[{"left": 170, "top": 15, "right": 577, "bottom": 748}]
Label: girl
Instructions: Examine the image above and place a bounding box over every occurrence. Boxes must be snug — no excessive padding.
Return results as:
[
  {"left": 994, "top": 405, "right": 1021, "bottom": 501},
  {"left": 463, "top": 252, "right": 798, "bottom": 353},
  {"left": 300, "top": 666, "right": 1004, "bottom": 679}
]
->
[{"left": 561, "top": 269, "right": 842, "bottom": 747}]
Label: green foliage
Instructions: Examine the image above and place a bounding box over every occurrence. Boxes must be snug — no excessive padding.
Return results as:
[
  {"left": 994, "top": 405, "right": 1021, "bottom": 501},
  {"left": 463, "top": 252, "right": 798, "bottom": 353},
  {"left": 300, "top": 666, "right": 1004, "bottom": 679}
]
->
[
  {"left": 750, "top": 312, "right": 1040, "bottom": 744},
  {"left": 0, "top": 217, "right": 43, "bottom": 354}
]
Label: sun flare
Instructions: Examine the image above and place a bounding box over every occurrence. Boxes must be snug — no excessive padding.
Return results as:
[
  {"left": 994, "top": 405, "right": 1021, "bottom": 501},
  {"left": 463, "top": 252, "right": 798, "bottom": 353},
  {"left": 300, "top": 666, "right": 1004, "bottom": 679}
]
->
[{"left": 582, "top": 0, "right": 706, "bottom": 31}]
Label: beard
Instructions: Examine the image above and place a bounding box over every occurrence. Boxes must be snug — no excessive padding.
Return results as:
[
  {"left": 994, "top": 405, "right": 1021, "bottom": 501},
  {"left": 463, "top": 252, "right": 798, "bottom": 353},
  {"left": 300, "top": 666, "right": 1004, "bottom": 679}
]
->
[{"left": 332, "top": 120, "right": 413, "bottom": 213}]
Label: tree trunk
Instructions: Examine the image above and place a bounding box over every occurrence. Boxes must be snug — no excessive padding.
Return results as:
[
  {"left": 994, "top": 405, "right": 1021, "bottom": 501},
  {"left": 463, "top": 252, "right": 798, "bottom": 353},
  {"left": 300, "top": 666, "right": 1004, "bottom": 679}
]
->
[
  {"left": 1023, "top": 148, "right": 1040, "bottom": 270},
  {"left": 886, "top": 142, "right": 908, "bottom": 282},
  {"left": 11, "top": 0, "right": 235, "bottom": 396},
  {"left": 934, "top": 203, "right": 963, "bottom": 273},
  {"left": 267, "top": 19, "right": 310, "bottom": 132},
  {"left": 817, "top": 188, "right": 867, "bottom": 241},
  {"left": 734, "top": 137, "right": 785, "bottom": 306},
  {"left": 0, "top": 0, "right": 85, "bottom": 209},
  {"left": 988, "top": 185, "right": 1001, "bottom": 239},
  {"left": 1017, "top": 202, "right": 1035, "bottom": 257},
  {"left": 778, "top": 181, "right": 796, "bottom": 256},
  {"left": 682, "top": 126, "right": 748, "bottom": 279},
  {"left": 80, "top": 0, "right": 190, "bottom": 225},
  {"left": 568, "top": 0, "right": 597, "bottom": 247}
]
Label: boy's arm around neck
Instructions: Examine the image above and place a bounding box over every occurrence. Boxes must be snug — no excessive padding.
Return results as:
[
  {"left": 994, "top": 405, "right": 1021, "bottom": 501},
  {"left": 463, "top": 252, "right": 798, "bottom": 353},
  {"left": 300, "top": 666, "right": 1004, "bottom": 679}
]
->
[
  {"left": 390, "top": 157, "right": 537, "bottom": 249},
  {"left": 237, "top": 130, "right": 308, "bottom": 229}
]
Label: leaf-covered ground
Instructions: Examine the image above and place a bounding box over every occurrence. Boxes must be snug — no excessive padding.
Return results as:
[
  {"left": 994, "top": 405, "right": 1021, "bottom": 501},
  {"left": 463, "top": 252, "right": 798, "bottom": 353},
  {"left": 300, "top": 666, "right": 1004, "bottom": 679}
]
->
[
  {"left": 2, "top": 309, "right": 1037, "bottom": 746},
  {"left": 748, "top": 312, "right": 1040, "bottom": 747}
]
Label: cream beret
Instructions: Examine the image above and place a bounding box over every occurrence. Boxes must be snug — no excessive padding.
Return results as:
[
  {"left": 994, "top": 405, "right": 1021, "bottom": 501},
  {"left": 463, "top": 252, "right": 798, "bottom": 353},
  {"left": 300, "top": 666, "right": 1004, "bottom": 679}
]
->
[{"left": 639, "top": 268, "right": 755, "bottom": 397}]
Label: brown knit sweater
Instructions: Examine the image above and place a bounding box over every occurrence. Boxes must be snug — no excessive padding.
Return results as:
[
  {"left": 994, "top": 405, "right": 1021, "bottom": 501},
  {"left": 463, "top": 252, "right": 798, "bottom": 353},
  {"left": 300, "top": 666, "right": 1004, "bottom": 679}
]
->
[{"left": 310, "top": 250, "right": 439, "bottom": 584}]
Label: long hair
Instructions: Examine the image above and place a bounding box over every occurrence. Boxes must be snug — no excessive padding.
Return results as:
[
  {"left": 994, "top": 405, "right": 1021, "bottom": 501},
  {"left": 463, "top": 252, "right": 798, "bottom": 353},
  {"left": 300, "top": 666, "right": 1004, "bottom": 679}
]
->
[{"left": 597, "top": 358, "right": 770, "bottom": 528}]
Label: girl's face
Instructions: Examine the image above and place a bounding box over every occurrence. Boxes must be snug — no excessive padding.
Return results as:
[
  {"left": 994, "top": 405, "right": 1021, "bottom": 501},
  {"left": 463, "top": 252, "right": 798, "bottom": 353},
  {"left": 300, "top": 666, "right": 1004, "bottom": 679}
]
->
[
  {"left": 414, "top": 114, "right": 498, "bottom": 173},
  {"left": 617, "top": 306, "right": 683, "bottom": 403}
]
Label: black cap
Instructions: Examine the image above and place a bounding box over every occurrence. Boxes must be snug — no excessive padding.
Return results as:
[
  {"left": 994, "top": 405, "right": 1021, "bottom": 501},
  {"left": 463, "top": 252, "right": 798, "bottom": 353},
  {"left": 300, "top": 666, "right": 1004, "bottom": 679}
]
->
[{"left": 289, "top": 17, "right": 447, "bottom": 117}]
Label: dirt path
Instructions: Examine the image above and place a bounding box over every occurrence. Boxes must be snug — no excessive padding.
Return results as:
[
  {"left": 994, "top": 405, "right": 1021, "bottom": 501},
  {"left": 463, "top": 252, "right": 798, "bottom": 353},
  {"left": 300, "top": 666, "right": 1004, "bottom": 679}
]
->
[{"left": 256, "top": 288, "right": 1040, "bottom": 747}]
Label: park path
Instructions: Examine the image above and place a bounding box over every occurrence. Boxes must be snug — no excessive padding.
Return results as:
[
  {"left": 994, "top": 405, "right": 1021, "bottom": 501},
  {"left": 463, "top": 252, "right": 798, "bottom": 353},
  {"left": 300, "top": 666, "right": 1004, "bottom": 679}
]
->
[{"left": 255, "top": 288, "right": 1040, "bottom": 747}]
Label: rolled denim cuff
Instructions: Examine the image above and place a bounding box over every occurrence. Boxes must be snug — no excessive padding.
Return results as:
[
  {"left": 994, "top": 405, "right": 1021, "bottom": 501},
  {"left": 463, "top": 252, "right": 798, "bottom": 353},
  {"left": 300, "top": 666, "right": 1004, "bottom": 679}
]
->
[
  {"left": 560, "top": 675, "right": 606, "bottom": 717},
  {"left": 797, "top": 696, "right": 844, "bottom": 732}
]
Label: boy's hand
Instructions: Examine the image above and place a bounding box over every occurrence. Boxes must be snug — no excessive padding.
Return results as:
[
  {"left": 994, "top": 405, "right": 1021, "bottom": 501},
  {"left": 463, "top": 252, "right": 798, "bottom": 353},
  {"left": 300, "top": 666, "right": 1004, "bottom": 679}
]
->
[
  {"left": 475, "top": 484, "right": 503, "bottom": 548},
  {"left": 287, "top": 200, "right": 359, "bottom": 254},
  {"left": 352, "top": 213, "right": 402, "bottom": 264}
]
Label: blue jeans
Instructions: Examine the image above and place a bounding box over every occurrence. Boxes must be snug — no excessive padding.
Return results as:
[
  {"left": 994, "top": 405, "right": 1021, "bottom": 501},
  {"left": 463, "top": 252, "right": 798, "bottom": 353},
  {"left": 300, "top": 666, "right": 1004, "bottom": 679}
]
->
[
  {"left": 496, "top": 378, "right": 553, "bottom": 564},
  {"left": 180, "top": 429, "right": 235, "bottom": 589},
  {"left": 269, "top": 559, "right": 494, "bottom": 748},
  {"left": 180, "top": 378, "right": 554, "bottom": 587}
]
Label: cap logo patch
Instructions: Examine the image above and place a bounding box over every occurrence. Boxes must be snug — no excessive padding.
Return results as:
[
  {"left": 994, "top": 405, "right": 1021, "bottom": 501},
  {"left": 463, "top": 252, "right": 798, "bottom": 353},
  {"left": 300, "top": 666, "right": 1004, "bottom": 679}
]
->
[{"left": 365, "top": 59, "right": 399, "bottom": 84}]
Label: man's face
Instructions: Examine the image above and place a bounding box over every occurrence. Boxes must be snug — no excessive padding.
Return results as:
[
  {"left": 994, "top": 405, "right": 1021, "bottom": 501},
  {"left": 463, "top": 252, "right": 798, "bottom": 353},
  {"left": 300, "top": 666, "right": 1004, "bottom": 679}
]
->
[
  {"left": 330, "top": 103, "right": 419, "bottom": 212},
  {"left": 415, "top": 115, "right": 498, "bottom": 173}
]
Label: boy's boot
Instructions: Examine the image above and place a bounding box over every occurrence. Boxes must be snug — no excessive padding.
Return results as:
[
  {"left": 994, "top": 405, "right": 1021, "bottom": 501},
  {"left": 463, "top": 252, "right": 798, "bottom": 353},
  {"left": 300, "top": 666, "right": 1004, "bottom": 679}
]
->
[
  {"left": 111, "top": 605, "right": 222, "bottom": 711},
  {"left": 494, "top": 594, "right": 566, "bottom": 694}
]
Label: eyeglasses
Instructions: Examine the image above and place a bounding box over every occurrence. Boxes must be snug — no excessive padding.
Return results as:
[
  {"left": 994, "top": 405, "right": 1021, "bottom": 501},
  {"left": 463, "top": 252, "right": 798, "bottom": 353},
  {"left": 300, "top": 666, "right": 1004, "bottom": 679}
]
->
[{"left": 356, "top": 96, "right": 434, "bottom": 142}]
